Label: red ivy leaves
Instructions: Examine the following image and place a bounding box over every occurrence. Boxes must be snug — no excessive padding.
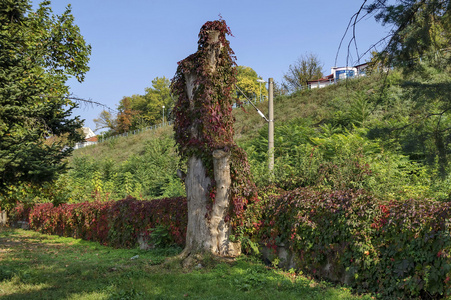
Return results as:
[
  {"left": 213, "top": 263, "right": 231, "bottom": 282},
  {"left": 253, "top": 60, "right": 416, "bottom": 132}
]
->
[
  {"left": 255, "top": 187, "right": 451, "bottom": 298},
  {"left": 171, "top": 20, "right": 257, "bottom": 229},
  {"left": 25, "top": 196, "right": 188, "bottom": 248}
]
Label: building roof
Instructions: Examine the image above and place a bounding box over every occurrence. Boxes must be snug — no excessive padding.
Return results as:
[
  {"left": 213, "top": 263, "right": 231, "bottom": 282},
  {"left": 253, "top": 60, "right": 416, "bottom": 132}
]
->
[
  {"left": 86, "top": 136, "right": 98, "bottom": 142},
  {"left": 307, "top": 74, "right": 334, "bottom": 84},
  {"left": 81, "top": 127, "right": 96, "bottom": 139}
]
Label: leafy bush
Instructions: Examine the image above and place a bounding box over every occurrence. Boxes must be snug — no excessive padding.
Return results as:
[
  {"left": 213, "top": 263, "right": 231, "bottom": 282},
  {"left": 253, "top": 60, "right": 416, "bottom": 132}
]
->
[
  {"left": 256, "top": 187, "right": 451, "bottom": 298},
  {"left": 7, "top": 203, "right": 31, "bottom": 224},
  {"left": 246, "top": 121, "right": 437, "bottom": 200},
  {"left": 61, "top": 130, "right": 186, "bottom": 202},
  {"left": 27, "top": 196, "right": 187, "bottom": 248}
]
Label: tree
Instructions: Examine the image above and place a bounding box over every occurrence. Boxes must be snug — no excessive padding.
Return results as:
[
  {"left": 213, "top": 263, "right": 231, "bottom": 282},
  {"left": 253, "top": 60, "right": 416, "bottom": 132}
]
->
[
  {"left": 352, "top": 1, "right": 451, "bottom": 178},
  {"left": 142, "top": 76, "right": 173, "bottom": 124},
  {"left": 172, "top": 20, "right": 257, "bottom": 262},
  {"left": 273, "top": 80, "right": 289, "bottom": 97},
  {"left": 235, "top": 66, "right": 268, "bottom": 102},
  {"left": 116, "top": 97, "right": 140, "bottom": 133},
  {"left": 0, "top": 0, "right": 91, "bottom": 196},
  {"left": 354, "top": 0, "right": 451, "bottom": 68},
  {"left": 95, "top": 77, "right": 173, "bottom": 134},
  {"left": 94, "top": 110, "right": 117, "bottom": 133},
  {"left": 283, "top": 53, "right": 323, "bottom": 92}
]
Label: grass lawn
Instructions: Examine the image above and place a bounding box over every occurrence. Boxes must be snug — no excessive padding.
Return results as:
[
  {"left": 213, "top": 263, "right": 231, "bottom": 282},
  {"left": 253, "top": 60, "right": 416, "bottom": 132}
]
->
[{"left": 0, "top": 227, "right": 372, "bottom": 300}]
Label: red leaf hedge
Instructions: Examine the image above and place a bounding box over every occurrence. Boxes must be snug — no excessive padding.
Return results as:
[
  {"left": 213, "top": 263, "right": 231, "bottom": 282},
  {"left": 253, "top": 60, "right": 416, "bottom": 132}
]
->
[
  {"left": 256, "top": 188, "right": 451, "bottom": 298},
  {"left": 9, "top": 188, "right": 451, "bottom": 298},
  {"left": 23, "top": 196, "right": 187, "bottom": 248}
]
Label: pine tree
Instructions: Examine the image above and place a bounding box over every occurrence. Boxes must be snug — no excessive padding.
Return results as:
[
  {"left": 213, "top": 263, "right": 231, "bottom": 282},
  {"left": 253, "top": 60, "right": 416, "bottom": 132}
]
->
[{"left": 0, "top": 0, "right": 91, "bottom": 193}]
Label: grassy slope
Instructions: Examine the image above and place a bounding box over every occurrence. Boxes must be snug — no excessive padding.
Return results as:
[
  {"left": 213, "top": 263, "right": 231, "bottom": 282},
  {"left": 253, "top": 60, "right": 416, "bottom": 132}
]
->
[
  {"left": 71, "top": 125, "right": 174, "bottom": 164},
  {"left": 74, "top": 75, "right": 382, "bottom": 163},
  {"left": 0, "top": 228, "right": 370, "bottom": 300}
]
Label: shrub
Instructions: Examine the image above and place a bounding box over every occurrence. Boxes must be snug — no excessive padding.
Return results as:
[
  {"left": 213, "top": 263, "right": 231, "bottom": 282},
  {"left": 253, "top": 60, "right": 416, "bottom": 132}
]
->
[
  {"left": 27, "top": 196, "right": 187, "bottom": 248},
  {"left": 7, "top": 203, "right": 31, "bottom": 224},
  {"left": 256, "top": 187, "right": 451, "bottom": 298},
  {"left": 107, "top": 196, "right": 187, "bottom": 248},
  {"left": 246, "top": 122, "right": 436, "bottom": 200}
]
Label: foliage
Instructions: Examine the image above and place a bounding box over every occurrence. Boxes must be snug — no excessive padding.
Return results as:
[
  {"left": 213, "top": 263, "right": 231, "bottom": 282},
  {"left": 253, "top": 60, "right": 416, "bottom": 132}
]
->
[
  {"left": 115, "top": 77, "right": 173, "bottom": 132},
  {"left": 23, "top": 196, "right": 188, "bottom": 248},
  {"left": 171, "top": 19, "right": 257, "bottom": 229},
  {"left": 94, "top": 76, "right": 173, "bottom": 135},
  {"left": 361, "top": 61, "right": 451, "bottom": 183},
  {"left": 256, "top": 187, "right": 451, "bottom": 298},
  {"left": 245, "top": 118, "right": 436, "bottom": 200},
  {"left": 142, "top": 76, "right": 173, "bottom": 124},
  {"left": 149, "top": 224, "right": 175, "bottom": 248},
  {"left": 235, "top": 66, "right": 268, "bottom": 102},
  {"left": 93, "top": 110, "right": 117, "bottom": 132},
  {"left": 366, "top": 0, "right": 451, "bottom": 69},
  {"left": 43, "top": 127, "right": 186, "bottom": 203},
  {"left": 7, "top": 203, "right": 31, "bottom": 223},
  {"left": 283, "top": 53, "right": 323, "bottom": 92},
  {"left": 0, "top": 0, "right": 90, "bottom": 197},
  {"left": 115, "top": 97, "right": 140, "bottom": 133},
  {"left": 0, "top": 177, "right": 76, "bottom": 211}
]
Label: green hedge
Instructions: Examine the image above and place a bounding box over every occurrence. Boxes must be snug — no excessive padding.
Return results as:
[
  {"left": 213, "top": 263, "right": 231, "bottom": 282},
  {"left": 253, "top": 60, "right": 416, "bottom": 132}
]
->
[{"left": 256, "top": 188, "right": 451, "bottom": 298}]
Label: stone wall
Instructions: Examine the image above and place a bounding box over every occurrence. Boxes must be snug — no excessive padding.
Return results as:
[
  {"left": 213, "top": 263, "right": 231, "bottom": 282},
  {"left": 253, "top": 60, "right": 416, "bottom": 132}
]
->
[{"left": 0, "top": 211, "right": 7, "bottom": 226}]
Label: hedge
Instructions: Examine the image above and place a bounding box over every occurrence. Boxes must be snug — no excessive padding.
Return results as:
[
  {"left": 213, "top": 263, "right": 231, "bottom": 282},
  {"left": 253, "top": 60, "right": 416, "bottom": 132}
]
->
[
  {"left": 256, "top": 188, "right": 451, "bottom": 298},
  {"left": 8, "top": 188, "right": 451, "bottom": 298},
  {"left": 11, "top": 196, "right": 187, "bottom": 248}
]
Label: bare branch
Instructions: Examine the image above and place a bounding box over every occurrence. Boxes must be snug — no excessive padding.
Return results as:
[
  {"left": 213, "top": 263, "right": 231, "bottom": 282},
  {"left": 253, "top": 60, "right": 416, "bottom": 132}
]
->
[
  {"left": 67, "top": 95, "right": 117, "bottom": 113},
  {"left": 336, "top": 0, "right": 369, "bottom": 66}
]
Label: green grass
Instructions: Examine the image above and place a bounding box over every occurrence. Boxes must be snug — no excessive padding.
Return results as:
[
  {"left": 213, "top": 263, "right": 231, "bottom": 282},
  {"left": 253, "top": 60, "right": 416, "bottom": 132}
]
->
[
  {"left": 71, "top": 125, "right": 174, "bottom": 164},
  {"left": 73, "top": 74, "right": 383, "bottom": 165},
  {"left": 0, "top": 228, "right": 371, "bottom": 300}
]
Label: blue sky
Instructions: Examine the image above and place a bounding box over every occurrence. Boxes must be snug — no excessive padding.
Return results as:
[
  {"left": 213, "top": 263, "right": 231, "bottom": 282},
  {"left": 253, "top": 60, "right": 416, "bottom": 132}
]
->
[{"left": 31, "top": 0, "right": 391, "bottom": 130}]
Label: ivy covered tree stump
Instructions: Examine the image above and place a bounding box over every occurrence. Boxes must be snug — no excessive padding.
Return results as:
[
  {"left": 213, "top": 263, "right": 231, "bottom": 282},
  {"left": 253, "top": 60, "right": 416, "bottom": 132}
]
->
[{"left": 172, "top": 20, "right": 257, "bottom": 261}]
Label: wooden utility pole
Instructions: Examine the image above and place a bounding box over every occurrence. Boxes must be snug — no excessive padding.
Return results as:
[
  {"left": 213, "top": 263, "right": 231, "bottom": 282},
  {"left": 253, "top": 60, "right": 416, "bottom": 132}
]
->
[{"left": 268, "top": 78, "right": 274, "bottom": 173}]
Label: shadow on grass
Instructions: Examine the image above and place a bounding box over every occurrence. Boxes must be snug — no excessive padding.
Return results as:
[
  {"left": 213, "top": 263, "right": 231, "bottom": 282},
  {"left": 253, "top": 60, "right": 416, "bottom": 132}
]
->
[{"left": 0, "top": 228, "right": 369, "bottom": 300}]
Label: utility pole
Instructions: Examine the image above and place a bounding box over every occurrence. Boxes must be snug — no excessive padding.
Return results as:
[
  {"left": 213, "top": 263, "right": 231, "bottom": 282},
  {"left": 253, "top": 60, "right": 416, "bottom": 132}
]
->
[
  {"left": 235, "top": 78, "right": 274, "bottom": 174},
  {"left": 257, "top": 78, "right": 265, "bottom": 103},
  {"left": 268, "top": 78, "right": 274, "bottom": 173}
]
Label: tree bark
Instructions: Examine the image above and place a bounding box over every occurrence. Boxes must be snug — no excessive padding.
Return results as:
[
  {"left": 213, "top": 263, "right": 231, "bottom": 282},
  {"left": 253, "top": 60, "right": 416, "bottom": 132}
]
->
[
  {"left": 210, "top": 149, "right": 240, "bottom": 256},
  {"left": 182, "top": 151, "right": 240, "bottom": 258},
  {"left": 179, "top": 29, "right": 240, "bottom": 260},
  {"left": 183, "top": 156, "right": 211, "bottom": 254}
]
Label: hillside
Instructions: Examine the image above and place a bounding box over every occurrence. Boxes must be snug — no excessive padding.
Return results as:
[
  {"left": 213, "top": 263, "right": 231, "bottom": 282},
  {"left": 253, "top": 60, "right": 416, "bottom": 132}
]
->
[
  {"left": 233, "top": 73, "right": 383, "bottom": 143},
  {"left": 63, "top": 69, "right": 451, "bottom": 203},
  {"left": 75, "top": 73, "right": 382, "bottom": 161}
]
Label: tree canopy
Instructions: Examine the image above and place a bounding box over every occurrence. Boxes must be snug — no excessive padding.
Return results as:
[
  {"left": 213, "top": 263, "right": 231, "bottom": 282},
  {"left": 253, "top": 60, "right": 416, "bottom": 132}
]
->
[
  {"left": 94, "top": 76, "right": 173, "bottom": 134},
  {"left": 362, "top": 0, "right": 450, "bottom": 68},
  {"left": 355, "top": 0, "right": 451, "bottom": 178},
  {"left": 235, "top": 66, "right": 268, "bottom": 102},
  {"left": 283, "top": 53, "right": 323, "bottom": 92},
  {"left": 0, "top": 0, "right": 91, "bottom": 192}
]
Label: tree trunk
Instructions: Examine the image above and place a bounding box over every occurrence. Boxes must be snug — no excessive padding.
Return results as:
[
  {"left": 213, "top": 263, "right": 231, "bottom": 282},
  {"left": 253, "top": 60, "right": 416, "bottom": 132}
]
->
[
  {"left": 182, "top": 156, "right": 211, "bottom": 254},
  {"left": 182, "top": 151, "right": 240, "bottom": 258},
  {"left": 173, "top": 25, "right": 244, "bottom": 264},
  {"left": 181, "top": 67, "right": 241, "bottom": 258},
  {"left": 210, "top": 149, "right": 240, "bottom": 256}
]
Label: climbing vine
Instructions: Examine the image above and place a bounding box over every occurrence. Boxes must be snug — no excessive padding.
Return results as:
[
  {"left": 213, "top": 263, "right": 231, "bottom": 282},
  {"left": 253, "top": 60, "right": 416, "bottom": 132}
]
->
[{"left": 171, "top": 19, "right": 257, "bottom": 229}]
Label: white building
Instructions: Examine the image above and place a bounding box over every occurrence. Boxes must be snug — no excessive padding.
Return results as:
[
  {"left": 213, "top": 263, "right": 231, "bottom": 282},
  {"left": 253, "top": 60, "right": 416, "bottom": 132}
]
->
[
  {"left": 307, "top": 63, "right": 368, "bottom": 89},
  {"left": 74, "top": 127, "right": 98, "bottom": 149}
]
